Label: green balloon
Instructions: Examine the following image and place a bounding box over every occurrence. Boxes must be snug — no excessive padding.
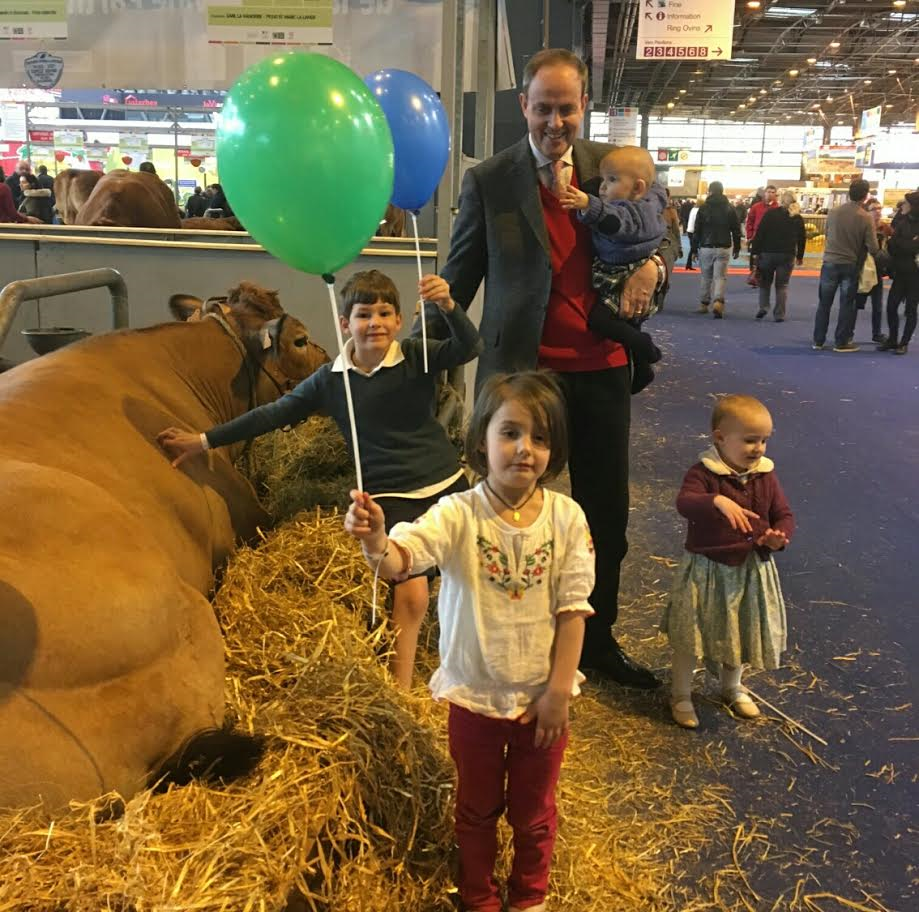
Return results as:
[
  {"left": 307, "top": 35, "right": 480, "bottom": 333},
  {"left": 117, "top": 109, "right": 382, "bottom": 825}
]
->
[{"left": 217, "top": 53, "right": 394, "bottom": 275}]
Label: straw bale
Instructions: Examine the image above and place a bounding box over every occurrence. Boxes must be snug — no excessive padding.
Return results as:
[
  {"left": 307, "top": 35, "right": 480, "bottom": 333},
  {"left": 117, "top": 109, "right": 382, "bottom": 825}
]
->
[{"left": 241, "top": 417, "right": 355, "bottom": 519}]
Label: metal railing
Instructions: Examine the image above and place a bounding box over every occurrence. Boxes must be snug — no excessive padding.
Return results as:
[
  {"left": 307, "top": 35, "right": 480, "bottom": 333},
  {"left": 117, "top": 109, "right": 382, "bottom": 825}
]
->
[{"left": 0, "top": 268, "right": 129, "bottom": 350}]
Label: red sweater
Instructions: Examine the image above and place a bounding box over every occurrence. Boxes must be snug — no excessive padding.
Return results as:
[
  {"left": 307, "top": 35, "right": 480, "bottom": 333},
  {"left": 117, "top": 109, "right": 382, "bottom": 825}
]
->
[
  {"left": 537, "top": 175, "right": 627, "bottom": 372},
  {"left": 677, "top": 460, "right": 795, "bottom": 566},
  {"left": 745, "top": 200, "right": 778, "bottom": 241}
]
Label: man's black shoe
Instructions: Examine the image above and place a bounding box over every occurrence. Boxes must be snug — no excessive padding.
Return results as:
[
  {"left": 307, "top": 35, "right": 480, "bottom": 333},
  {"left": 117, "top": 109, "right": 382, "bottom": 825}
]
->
[{"left": 580, "top": 643, "right": 661, "bottom": 689}]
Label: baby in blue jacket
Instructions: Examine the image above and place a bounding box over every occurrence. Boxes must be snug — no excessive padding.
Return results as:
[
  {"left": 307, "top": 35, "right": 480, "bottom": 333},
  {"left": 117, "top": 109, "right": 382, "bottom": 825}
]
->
[{"left": 560, "top": 145, "right": 666, "bottom": 392}]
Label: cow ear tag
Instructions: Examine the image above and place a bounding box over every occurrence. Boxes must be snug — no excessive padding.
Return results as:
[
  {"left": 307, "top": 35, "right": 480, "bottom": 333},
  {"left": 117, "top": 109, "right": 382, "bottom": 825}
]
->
[{"left": 260, "top": 327, "right": 272, "bottom": 350}]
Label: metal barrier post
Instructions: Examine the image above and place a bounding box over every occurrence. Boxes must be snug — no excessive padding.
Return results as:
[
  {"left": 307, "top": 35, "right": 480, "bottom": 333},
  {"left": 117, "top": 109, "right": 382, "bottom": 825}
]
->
[{"left": 0, "top": 268, "right": 129, "bottom": 350}]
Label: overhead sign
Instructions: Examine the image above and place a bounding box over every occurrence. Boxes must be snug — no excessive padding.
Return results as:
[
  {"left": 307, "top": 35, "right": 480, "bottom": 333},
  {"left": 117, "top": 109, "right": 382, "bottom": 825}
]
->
[
  {"left": 657, "top": 147, "right": 690, "bottom": 163},
  {"left": 608, "top": 107, "right": 639, "bottom": 146},
  {"left": 0, "top": 102, "right": 26, "bottom": 142},
  {"left": 207, "top": 0, "right": 332, "bottom": 45},
  {"left": 637, "top": 0, "right": 733, "bottom": 61},
  {"left": 859, "top": 105, "right": 882, "bottom": 139},
  {"left": 25, "top": 51, "right": 64, "bottom": 88},
  {"left": 0, "top": 0, "right": 67, "bottom": 40}
]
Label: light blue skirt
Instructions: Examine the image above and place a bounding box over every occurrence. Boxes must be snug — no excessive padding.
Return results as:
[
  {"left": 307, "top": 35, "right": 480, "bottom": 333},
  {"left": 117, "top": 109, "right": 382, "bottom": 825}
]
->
[{"left": 660, "top": 551, "right": 787, "bottom": 670}]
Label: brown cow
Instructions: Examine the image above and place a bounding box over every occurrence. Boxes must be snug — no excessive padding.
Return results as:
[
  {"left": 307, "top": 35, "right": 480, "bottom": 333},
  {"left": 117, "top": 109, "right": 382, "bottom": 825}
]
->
[
  {"left": 0, "top": 282, "right": 328, "bottom": 812},
  {"left": 74, "top": 169, "right": 182, "bottom": 228},
  {"left": 53, "top": 168, "right": 103, "bottom": 224}
]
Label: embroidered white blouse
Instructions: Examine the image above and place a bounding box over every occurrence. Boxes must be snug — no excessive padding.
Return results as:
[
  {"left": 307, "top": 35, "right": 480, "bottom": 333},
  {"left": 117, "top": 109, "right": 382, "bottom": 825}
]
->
[{"left": 389, "top": 483, "right": 596, "bottom": 719}]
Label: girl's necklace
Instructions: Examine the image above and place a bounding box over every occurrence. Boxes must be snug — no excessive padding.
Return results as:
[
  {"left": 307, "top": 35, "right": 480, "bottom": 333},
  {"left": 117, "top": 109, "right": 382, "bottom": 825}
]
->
[{"left": 484, "top": 479, "right": 539, "bottom": 522}]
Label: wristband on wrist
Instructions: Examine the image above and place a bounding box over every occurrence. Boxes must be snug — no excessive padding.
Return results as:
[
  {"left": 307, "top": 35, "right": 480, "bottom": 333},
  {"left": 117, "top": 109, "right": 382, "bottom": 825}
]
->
[
  {"left": 651, "top": 255, "right": 667, "bottom": 291},
  {"left": 362, "top": 538, "right": 389, "bottom": 563}
]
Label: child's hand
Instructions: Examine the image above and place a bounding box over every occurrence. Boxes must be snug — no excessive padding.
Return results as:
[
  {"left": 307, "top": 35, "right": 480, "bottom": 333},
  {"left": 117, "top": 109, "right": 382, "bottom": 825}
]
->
[
  {"left": 156, "top": 427, "right": 205, "bottom": 468},
  {"left": 519, "top": 689, "right": 569, "bottom": 749},
  {"left": 344, "top": 489, "right": 387, "bottom": 549},
  {"left": 713, "top": 494, "right": 759, "bottom": 534},
  {"left": 756, "top": 528, "right": 788, "bottom": 550},
  {"left": 558, "top": 185, "right": 589, "bottom": 210},
  {"left": 419, "top": 274, "right": 454, "bottom": 313}
]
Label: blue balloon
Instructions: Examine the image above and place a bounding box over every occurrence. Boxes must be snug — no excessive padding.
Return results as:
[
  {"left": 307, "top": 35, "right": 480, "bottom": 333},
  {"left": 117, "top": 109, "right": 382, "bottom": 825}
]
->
[{"left": 364, "top": 68, "right": 450, "bottom": 212}]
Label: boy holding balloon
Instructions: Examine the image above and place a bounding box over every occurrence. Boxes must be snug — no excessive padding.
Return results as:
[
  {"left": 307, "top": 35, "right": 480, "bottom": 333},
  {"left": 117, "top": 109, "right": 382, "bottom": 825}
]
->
[{"left": 158, "top": 270, "right": 480, "bottom": 689}]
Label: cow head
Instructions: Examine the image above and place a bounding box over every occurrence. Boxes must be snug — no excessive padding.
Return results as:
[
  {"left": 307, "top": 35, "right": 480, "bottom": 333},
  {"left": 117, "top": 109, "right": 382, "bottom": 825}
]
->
[{"left": 169, "top": 282, "right": 329, "bottom": 395}]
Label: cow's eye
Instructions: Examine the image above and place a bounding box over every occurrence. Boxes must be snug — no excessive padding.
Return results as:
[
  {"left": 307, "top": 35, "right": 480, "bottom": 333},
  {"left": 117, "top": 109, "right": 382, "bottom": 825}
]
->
[{"left": 293, "top": 337, "right": 308, "bottom": 348}]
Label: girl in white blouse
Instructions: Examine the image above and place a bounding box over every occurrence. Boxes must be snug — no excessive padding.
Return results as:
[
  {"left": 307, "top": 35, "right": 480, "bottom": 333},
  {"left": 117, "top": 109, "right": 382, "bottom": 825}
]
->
[{"left": 345, "top": 370, "right": 595, "bottom": 912}]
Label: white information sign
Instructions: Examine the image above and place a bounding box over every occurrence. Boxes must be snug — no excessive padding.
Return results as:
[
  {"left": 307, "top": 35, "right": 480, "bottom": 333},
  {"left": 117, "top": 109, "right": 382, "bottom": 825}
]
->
[
  {"left": 608, "top": 107, "right": 639, "bottom": 146},
  {"left": 0, "top": 101, "right": 26, "bottom": 141},
  {"left": 636, "top": 0, "right": 734, "bottom": 62}
]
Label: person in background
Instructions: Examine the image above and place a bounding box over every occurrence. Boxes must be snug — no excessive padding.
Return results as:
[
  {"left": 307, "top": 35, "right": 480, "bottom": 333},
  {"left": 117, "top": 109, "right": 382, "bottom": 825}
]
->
[
  {"left": 812, "top": 179, "right": 878, "bottom": 353},
  {"left": 0, "top": 167, "right": 39, "bottom": 224},
  {"left": 138, "top": 161, "right": 157, "bottom": 175},
  {"left": 663, "top": 187, "right": 682, "bottom": 250},
  {"left": 345, "top": 371, "right": 594, "bottom": 912},
  {"left": 877, "top": 190, "right": 919, "bottom": 355},
  {"left": 690, "top": 182, "right": 741, "bottom": 318},
  {"left": 853, "top": 198, "right": 892, "bottom": 345},
  {"left": 685, "top": 197, "right": 702, "bottom": 269},
  {"left": 35, "top": 164, "right": 55, "bottom": 196},
  {"left": 745, "top": 185, "right": 778, "bottom": 277},
  {"left": 733, "top": 196, "right": 748, "bottom": 237},
  {"left": 661, "top": 394, "right": 794, "bottom": 729},
  {"left": 5, "top": 160, "right": 31, "bottom": 208},
  {"left": 18, "top": 172, "right": 54, "bottom": 223},
  {"left": 207, "top": 183, "right": 233, "bottom": 218},
  {"left": 184, "top": 186, "right": 208, "bottom": 218},
  {"left": 750, "top": 191, "right": 806, "bottom": 322}
]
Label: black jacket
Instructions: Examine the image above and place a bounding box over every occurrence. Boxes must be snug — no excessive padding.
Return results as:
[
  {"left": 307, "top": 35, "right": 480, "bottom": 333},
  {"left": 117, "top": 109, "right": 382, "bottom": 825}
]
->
[
  {"left": 18, "top": 188, "right": 54, "bottom": 223},
  {"left": 691, "top": 196, "right": 741, "bottom": 254},
  {"left": 887, "top": 212, "right": 919, "bottom": 275},
  {"left": 5, "top": 173, "right": 23, "bottom": 207},
  {"left": 185, "top": 192, "right": 208, "bottom": 218},
  {"left": 750, "top": 207, "right": 806, "bottom": 260}
]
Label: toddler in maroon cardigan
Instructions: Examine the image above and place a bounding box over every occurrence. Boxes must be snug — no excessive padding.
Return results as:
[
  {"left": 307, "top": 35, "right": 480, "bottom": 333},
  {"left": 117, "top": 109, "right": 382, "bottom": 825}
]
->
[{"left": 660, "top": 394, "right": 795, "bottom": 729}]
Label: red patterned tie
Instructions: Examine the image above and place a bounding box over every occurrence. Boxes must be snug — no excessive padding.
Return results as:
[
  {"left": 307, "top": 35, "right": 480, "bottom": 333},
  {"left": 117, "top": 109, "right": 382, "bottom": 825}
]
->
[{"left": 551, "top": 159, "right": 565, "bottom": 195}]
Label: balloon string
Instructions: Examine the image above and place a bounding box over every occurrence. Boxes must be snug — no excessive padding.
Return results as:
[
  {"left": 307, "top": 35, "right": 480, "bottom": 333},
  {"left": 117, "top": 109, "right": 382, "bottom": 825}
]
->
[
  {"left": 325, "top": 279, "right": 364, "bottom": 493},
  {"left": 410, "top": 210, "right": 428, "bottom": 374}
]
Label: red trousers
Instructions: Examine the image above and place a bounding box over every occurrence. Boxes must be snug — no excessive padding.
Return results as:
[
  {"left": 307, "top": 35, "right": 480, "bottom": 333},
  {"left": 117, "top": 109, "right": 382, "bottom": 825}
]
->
[{"left": 447, "top": 703, "right": 567, "bottom": 912}]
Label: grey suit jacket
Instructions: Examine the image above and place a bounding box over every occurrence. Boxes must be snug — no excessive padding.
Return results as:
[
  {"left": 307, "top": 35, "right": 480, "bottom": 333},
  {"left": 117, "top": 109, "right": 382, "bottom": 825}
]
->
[{"left": 437, "top": 135, "right": 678, "bottom": 390}]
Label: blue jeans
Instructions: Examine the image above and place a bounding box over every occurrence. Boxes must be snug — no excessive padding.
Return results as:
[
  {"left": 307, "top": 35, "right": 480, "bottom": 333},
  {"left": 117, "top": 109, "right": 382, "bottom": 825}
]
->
[{"left": 814, "top": 262, "right": 858, "bottom": 347}]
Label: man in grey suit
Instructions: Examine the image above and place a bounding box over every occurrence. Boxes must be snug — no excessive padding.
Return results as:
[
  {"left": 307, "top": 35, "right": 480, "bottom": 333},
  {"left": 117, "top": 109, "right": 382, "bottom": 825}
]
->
[{"left": 436, "top": 49, "right": 677, "bottom": 688}]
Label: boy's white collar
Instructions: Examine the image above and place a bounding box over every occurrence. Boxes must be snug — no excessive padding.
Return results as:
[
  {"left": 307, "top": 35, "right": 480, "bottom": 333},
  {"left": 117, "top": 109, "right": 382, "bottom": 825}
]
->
[
  {"left": 331, "top": 338, "right": 404, "bottom": 376},
  {"left": 700, "top": 445, "right": 773, "bottom": 476}
]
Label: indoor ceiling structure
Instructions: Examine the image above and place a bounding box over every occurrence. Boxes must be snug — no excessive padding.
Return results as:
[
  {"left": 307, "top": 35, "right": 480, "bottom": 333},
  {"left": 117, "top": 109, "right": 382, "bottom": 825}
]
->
[{"left": 585, "top": 0, "right": 919, "bottom": 125}]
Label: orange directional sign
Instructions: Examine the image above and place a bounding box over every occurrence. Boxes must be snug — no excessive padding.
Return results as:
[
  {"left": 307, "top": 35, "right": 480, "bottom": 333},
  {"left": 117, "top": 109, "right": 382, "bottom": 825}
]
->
[{"left": 637, "top": 0, "right": 734, "bottom": 62}]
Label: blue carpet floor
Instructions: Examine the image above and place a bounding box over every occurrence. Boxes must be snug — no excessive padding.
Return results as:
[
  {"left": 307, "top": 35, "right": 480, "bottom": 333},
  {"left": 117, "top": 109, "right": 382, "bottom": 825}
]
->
[{"left": 616, "top": 268, "right": 917, "bottom": 906}]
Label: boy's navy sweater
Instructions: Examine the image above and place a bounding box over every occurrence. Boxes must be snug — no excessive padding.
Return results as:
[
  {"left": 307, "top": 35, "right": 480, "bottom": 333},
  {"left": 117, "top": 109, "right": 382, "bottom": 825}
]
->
[
  {"left": 577, "top": 181, "right": 668, "bottom": 265},
  {"left": 206, "top": 306, "right": 481, "bottom": 495}
]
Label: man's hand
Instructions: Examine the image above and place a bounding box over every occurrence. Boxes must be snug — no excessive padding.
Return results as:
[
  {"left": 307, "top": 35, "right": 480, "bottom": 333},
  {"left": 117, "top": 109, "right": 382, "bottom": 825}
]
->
[
  {"left": 24, "top": 216, "right": 43, "bottom": 224},
  {"left": 756, "top": 528, "right": 788, "bottom": 551},
  {"left": 619, "top": 259, "right": 659, "bottom": 319},
  {"left": 519, "top": 688, "right": 569, "bottom": 748},
  {"left": 714, "top": 494, "right": 759, "bottom": 534},
  {"left": 558, "top": 185, "right": 589, "bottom": 211},
  {"left": 419, "top": 274, "right": 454, "bottom": 313}
]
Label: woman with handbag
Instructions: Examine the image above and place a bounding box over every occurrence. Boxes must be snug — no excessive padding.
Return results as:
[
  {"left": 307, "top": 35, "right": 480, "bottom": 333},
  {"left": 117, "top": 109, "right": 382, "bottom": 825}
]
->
[
  {"left": 853, "top": 199, "right": 892, "bottom": 344},
  {"left": 750, "top": 192, "right": 806, "bottom": 322}
]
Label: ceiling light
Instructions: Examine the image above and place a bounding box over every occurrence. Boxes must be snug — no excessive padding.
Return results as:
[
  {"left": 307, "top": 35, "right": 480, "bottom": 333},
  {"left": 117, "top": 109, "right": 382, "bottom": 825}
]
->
[
  {"left": 746, "top": 0, "right": 761, "bottom": 7},
  {"left": 812, "top": 103, "right": 821, "bottom": 109},
  {"left": 679, "top": 89, "right": 687, "bottom": 94},
  {"left": 667, "top": 102, "right": 675, "bottom": 109},
  {"left": 864, "top": 79, "right": 872, "bottom": 84},
  {"left": 689, "top": 79, "right": 696, "bottom": 83},
  {"left": 759, "top": 88, "right": 767, "bottom": 94},
  {"left": 806, "top": 57, "right": 817, "bottom": 64},
  {"left": 789, "top": 69, "right": 799, "bottom": 76},
  {"left": 893, "top": 0, "right": 906, "bottom": 7},
  {"left": 739, "top": 104, "right": 747, "bottom": 109},
  {"left": 829, "top": 40, "right": 841, "bottom": 48},
  {"left": 693, "top": 68, "right": 704, "bottom": 74},
  {"left": 888, "top": 69, "right": 897, "bottom": 74},
  {"left": 826, "top": 96, "right": 833, "bottom": 102},
  {"left": 764, "top": 5, "right": 817, "bottom": 18}
]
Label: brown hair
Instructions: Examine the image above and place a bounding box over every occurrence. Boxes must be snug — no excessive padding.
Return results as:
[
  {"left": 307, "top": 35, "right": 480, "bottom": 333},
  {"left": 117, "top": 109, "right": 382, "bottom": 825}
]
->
[
  {"left": 339, "top": 269, "right": 400, "bottom": 319},
  {"left": 521, "top": 49, "right": 588, "bottom": 98},
  {"left": 464, "top": 371, "right": 569, "bottom": 482},
  {"left": 711, "top": 394, "right": 772, "bottom": 431}
]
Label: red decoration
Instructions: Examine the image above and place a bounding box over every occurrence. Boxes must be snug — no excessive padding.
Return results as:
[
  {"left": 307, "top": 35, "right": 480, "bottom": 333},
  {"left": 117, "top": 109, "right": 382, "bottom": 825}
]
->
[
  {"left": 54, "top": 150, "right": 67, "bottom": 163},
  {"left": 121, "top": 155, "right": 133, "bottom": 165},
  {"left": 189, "top": 157, "right": 202, "bottom": 168}
]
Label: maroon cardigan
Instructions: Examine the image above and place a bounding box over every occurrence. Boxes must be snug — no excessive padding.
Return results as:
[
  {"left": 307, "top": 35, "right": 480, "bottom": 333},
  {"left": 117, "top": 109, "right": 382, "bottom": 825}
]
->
[{"left": 677, "top": 462, "right": 795, "bottom": 566}]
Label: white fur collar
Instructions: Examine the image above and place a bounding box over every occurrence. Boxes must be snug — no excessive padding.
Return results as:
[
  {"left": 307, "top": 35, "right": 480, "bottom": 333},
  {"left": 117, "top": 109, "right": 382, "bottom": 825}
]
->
[{"left": 700, "top": 445, "right": 774, "bottom": 477}]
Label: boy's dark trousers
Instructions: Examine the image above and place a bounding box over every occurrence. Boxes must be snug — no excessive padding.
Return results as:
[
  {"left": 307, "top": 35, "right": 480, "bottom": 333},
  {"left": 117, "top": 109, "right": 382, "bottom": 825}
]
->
[{"left": 587, "top": 304, "right": 662, "bottom": 394}]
